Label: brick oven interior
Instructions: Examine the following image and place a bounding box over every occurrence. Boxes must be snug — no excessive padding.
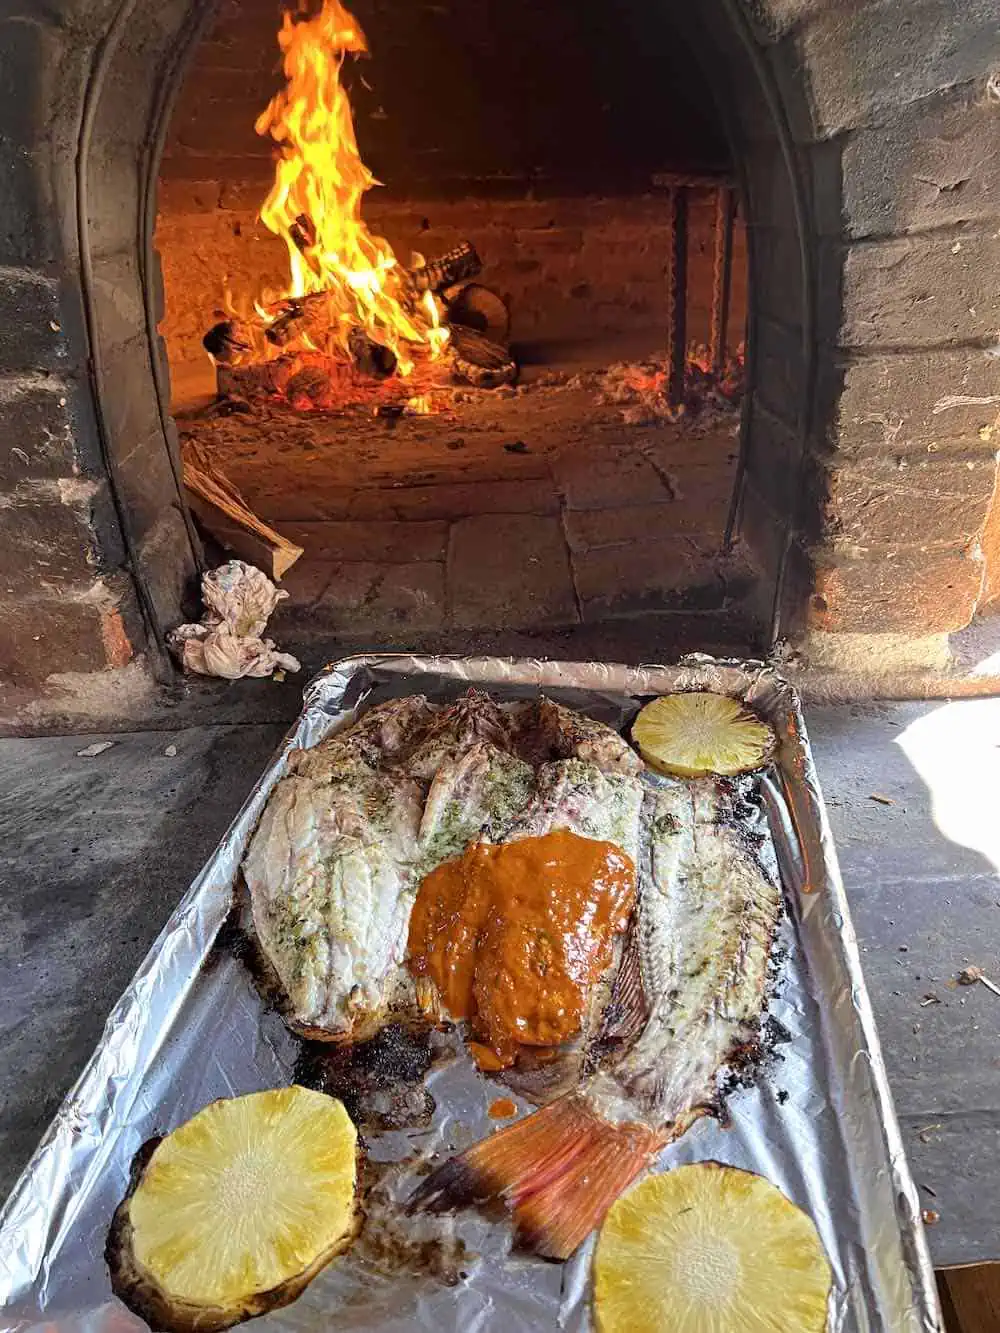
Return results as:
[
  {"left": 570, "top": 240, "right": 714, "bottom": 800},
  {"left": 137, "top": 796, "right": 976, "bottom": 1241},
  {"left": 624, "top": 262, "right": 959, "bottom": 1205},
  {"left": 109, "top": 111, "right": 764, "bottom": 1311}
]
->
[
  {"left": 4, "top": 0, "right": 999, "bottom": 722},
  {"left": 156, "top": 0, "right": 755, "bottom": 653}
]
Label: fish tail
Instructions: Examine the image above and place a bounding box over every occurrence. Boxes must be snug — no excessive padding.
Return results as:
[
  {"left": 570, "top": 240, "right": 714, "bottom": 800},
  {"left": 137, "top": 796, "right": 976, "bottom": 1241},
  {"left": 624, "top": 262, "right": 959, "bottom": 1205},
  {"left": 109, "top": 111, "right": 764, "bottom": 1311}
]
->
[{"left": 408, "top": 1094, "right": 663, "bottom": 1259}]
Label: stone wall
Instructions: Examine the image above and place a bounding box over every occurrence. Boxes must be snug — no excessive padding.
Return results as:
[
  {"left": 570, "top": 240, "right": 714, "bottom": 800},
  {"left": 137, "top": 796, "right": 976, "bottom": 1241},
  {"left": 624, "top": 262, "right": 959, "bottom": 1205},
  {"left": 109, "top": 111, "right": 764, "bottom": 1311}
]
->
[
  {"left": 0, "top": 0, "right": 201, "bottom": 714},
  {"left": 715, "top": 0, "right": 1000, "bottom": 640},
  {"left": 160, "top": 0, "right": 731, "bottom": 197}
]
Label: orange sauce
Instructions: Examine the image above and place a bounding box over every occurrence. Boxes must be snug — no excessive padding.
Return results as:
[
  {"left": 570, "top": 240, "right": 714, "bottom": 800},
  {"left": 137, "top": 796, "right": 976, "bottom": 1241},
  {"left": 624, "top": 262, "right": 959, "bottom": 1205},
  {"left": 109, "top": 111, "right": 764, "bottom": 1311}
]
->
[
  {"left": 488, "top": 1097, "right": 518, "bottom": 1120},
  {"left": 407, "top": 829, "right": 636, "bottom": 1068}
]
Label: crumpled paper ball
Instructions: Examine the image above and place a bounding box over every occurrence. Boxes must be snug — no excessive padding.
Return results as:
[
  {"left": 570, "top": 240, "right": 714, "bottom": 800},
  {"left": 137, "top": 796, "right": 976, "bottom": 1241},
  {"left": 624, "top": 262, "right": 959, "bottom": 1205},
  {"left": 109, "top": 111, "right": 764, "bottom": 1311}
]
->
[{"left": 167, "top": 561, "right": 300, "bottom": 679}]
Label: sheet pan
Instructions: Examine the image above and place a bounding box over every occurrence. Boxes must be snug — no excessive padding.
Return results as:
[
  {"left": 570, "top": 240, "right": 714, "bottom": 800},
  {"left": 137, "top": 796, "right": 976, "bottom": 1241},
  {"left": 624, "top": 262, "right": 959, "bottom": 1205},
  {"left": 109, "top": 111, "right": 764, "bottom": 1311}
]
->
[{"left": 0, "top": 654, "right": 943, "bottom": 1332}]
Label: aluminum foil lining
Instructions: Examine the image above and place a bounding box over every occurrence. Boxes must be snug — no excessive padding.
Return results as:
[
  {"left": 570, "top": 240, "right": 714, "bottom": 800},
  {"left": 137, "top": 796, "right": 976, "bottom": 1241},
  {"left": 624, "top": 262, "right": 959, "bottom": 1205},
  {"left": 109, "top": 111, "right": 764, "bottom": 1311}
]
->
[{"left": 0, "top": 653, "right": 943, "bottom": 1333}]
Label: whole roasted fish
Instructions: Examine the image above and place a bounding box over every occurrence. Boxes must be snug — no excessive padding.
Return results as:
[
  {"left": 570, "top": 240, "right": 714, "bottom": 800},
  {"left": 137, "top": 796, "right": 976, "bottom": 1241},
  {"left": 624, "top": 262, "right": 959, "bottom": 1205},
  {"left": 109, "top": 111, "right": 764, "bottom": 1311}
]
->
[
  {"left": 410, "top": 776, "right": 783, "bottom": 1258},
  {"left": 242, "top": 689, "right": 640, "bottom": 1042}
]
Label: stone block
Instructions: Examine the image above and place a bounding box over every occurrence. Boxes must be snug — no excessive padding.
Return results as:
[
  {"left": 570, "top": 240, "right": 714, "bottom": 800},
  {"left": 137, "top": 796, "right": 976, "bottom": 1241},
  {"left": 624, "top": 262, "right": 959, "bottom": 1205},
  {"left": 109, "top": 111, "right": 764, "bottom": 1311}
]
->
[
  {"left": 90, "top": 250, "right": 147, "bottom": 350},
  {"left": 447, "top": 514, "right": 577, "bottom": 629},
  {"left": 347, "top": 479, "right": 558, "bottom": 522},
  {"left": 280, "top": 519, "right": 448, "bottom": 563},
  {"left": 754, "top": 316, "right": 808, "bottom": 433},
  {"left": 840, "top": 86, "right": 1000, "bottom": 240},
  {"left": 0, "top": 481, "right": 116, "bottom": 595},
  {"left": 311, "top": 561, "right": 445, "bottom": 634},
  {"left": 737, "top": 479, "right": 787, "bottom": 584},
  {"left": 743, "top": 405, "right": 805, "bottom": 522},
  {"left": 0, "top": 140, "right": 59, "bottom": 269},
  {"left": 0, "top": 17, "right": 65, "bottom": 152},
  {"left": 0, "top": 269, "right": 73, "bottom": 373},
  {"left": 981, "top": 487, "right": 1000, "bottom": 608},
  {"left": 0, "top": 374, "right": 102, "bottom": 484},
  {"left": 810, "top": 544, "right": 984, "bottom": 634},
  {"left": 750, "top": 225, "right": 805, "bottom": 326},
  {"left": 821, "top": 348, "right": 1000, "bottom": 458},
  {"left": 571, "top": 537, "right": 726, "bottom": 621},
  {"left": 155, "top": 179, "right": 224, "bottom": 214},
  {"left": 562, "top": 482, "right": 731, "bottom": 552},
  {"left": 84, "top": 134, "right": 143, "bottom": 259},
  {"left": 792, "top": 0, "right": 999, "bottom": 139},
  {"left": 0, "top": 586, "right": 136, "bottom": 687},
  {"left": 115, "top": 432, "right": 184, "bottom": 545},
  {"left": 831, "top": 230, "right": 1000, "bottom": 350},
  {"left": 812, "top": 453, "right": 999, "bottom": 550},
  {"left": 554, "top": 445, "right": 673, "bottom": 511},
  {"left": 94, "top": 335, "right": 164, "bottom": 462},
  {"left": 136, "top": 508, "right": 198, "bottom": 630}
]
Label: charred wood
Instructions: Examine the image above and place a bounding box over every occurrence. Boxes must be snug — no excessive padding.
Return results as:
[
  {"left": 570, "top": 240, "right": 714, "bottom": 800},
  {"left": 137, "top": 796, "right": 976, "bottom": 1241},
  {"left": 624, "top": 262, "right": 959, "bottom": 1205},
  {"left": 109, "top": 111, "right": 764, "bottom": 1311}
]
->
[
  {"left": 446, "top": 283, "right": 510, "bottom": 345},
  {"left": 450, "top": 326, "right": 518, "bottom": 389},
  {"left": 407, "top": 241, "right": 482, "bottom": 295},
  {"left": 203, "top": 319, "right": 253, "bottom": 365},
  {"left": 286, "top": 365, "right": 333, "bottom": 408},
  {"left": 348, "top": 327, "right": 398, "bottom": 379},
  {"left": 216, "top": 358, "right": 292, "bottom": 400}
]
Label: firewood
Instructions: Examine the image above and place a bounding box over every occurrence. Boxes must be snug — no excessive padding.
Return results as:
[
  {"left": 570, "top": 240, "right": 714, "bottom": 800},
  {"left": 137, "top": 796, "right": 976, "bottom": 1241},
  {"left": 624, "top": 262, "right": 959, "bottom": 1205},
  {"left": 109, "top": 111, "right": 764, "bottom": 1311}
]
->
[
  {"left": 406, "top": 241, "right": 482, "bottom": 294},
  {"left": 348, "top": 326, "right": 397, "bottom": 378},
  {"left": 446, "top": 283, "right": 510, "bottom": 345},
  {"left": 181, "top": 444, "right": 303, "bottom": 581},
  {"left": 450, "top": 325, "right": 518, "bottom": 389},
  {"left": 286, "top": 365, "right": 332, "bottom": 408},
  {"left": 216, "top": 358, "right": 292, "bottom": 400},
  {"left": 203, "top": 319, "right": 253, "bottom": 364}
]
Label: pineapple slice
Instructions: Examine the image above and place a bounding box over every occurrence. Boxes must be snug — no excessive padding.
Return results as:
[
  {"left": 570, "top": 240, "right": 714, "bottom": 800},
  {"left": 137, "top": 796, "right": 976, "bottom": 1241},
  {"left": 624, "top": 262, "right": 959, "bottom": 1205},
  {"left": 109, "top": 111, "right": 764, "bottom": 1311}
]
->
[
  {"left": 594, "top": 1162, "right": 831, "bottom": 1333},
  {"left": 107, "top": 1086, "right": 358, "bottom": 1332},
  {"left": 632, "top": 692, "right": 776, "bottom": 777}
]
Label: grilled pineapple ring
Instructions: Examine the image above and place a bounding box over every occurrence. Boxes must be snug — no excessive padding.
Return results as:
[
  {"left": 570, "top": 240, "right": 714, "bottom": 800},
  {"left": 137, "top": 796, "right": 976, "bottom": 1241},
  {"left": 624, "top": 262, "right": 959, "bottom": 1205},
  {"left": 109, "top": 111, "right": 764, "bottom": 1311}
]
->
[
  {"left": 632, "top": 692, "right": 776, "bottom": 777},
  {"left": 594, "top": 1162, "right": 831, "bottom": 1333},
  {"left": 107, "top": 1087, "right": 359, "bottom": 1332}
]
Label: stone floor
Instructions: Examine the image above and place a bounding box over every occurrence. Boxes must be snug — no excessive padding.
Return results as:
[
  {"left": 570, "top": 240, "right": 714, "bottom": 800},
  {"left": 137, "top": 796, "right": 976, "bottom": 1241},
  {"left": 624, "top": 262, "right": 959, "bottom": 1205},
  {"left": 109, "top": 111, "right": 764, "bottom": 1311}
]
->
[
  {"left": 178, "top": 345, "right": 755, "bottom": 647},
  {"left": 2, "top": 696, "right": 1000, "bottom": 1272}
]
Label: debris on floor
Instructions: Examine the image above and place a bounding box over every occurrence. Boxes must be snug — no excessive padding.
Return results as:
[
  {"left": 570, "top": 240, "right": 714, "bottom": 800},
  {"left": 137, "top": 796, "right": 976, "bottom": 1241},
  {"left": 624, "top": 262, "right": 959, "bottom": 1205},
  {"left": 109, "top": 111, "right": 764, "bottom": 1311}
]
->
[
  {"left": 596, "top": 342, "right": 744, "bottom": 426},
  {"left": 956, "top": 965, "right": 1000, "bottom": 997},
  {"left": 76, "top": 741, "right": 115, "bottom": 758},
  {"left": 168, "top": 560, "right": 301, "bottom": 680}
]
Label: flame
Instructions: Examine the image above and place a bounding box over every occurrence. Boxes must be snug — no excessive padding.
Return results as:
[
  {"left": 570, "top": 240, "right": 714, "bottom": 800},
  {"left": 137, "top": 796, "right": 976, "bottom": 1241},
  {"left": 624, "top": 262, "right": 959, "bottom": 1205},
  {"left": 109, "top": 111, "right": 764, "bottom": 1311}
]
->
[{"left": 255, "top": 0, "right": 447, "bottom": 376}]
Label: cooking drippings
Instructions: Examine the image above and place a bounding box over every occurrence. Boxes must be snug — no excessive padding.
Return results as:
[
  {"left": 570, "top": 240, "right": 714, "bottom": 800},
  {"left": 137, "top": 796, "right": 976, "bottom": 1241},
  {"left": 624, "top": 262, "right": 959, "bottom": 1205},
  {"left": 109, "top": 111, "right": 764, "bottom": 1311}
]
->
[{"left": 407, "top": 829, "right": 636, "bottom": 1068}]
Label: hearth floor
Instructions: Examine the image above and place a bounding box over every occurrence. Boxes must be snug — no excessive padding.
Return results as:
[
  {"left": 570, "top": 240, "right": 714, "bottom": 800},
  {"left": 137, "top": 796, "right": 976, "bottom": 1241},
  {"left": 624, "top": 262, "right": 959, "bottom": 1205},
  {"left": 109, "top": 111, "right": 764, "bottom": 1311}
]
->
[{"left": 176, "top": 360, "right": 755, "bottom": 646}]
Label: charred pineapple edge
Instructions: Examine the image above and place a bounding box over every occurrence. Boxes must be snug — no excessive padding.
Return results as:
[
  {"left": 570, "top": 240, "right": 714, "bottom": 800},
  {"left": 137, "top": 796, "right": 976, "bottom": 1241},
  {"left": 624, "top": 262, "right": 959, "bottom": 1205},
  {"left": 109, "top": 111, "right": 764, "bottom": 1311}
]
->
[{"left": 106, "top": 1132, "right": 363, "bottom": 1333}]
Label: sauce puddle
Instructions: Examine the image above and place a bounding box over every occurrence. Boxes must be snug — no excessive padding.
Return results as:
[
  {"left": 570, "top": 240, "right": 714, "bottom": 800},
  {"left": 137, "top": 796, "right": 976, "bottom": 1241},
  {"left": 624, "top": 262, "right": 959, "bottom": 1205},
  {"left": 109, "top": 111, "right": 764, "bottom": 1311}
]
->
[{"left": 407, "top": 829, "right": 636, "bottom": 1068}]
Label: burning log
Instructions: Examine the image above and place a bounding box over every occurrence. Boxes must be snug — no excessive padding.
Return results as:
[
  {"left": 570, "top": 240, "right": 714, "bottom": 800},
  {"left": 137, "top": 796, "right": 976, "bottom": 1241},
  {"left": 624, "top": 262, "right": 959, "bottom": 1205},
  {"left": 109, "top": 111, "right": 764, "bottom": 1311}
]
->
[
  {"left": 347, "top": 326, "right": 397, "bottom": 379},
  {"left": 286, "top": 365, "right": 333, "bottom": 409},
  {"left": 216, "top": 358, "right": 292, "bottom": 400},
  {"left": 446, "top": 283, "right": 510, "bottom": 345},
  {"left": 450, "top": 325, "right": 518, "bottom": 389},
  {"left": 203, "top": 319, "right": 253, "bottom": 365},
  {"left": 406, "top": 241, "right": 482, "bottom": 295},
  {"left": 182, "top": 444, "right": 303, "bottom": 582}
]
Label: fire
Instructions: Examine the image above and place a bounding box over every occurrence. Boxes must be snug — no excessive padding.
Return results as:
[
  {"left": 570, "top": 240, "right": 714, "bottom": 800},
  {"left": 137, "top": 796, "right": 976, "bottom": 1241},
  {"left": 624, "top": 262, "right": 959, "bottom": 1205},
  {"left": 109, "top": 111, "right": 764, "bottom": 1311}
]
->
[{"left": 254, "top": 0, "right": 447, "bottom": 376}]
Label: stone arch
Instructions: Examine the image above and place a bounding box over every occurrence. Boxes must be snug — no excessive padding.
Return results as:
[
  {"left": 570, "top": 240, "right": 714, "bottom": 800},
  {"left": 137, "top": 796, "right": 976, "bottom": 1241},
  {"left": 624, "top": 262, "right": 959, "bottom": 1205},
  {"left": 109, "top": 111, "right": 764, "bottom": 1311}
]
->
[{"left": 2, "top": 0, "right": 998, "bottom": 706}]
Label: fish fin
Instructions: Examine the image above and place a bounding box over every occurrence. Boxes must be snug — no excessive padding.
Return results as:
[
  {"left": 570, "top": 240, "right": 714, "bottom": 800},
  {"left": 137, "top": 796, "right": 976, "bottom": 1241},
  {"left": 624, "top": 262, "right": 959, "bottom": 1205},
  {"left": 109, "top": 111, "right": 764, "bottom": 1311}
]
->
[
  {"left": 596, "top": 917, "right": 649, "bottom": 1049},
  {"left": 409, "top": 1094, "right": 663, "bottom": 1260}
]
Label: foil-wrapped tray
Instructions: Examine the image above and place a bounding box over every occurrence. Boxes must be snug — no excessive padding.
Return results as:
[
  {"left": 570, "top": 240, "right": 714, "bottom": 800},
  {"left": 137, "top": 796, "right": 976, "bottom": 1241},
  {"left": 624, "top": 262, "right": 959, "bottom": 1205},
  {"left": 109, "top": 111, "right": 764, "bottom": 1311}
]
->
[{"left": 0, "top": 654, "right": 943, "bottom": 1332}]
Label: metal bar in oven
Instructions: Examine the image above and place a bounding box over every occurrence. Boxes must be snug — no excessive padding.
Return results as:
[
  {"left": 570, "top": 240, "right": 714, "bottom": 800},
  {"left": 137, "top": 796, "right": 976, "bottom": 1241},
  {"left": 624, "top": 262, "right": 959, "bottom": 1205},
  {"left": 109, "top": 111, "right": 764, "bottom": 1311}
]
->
[
  {"left": 665, "top": 187, "right": 689, "bottom": 407},
  {"left": 710, "top": 185, "right": 736, "bottom": 376}
]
